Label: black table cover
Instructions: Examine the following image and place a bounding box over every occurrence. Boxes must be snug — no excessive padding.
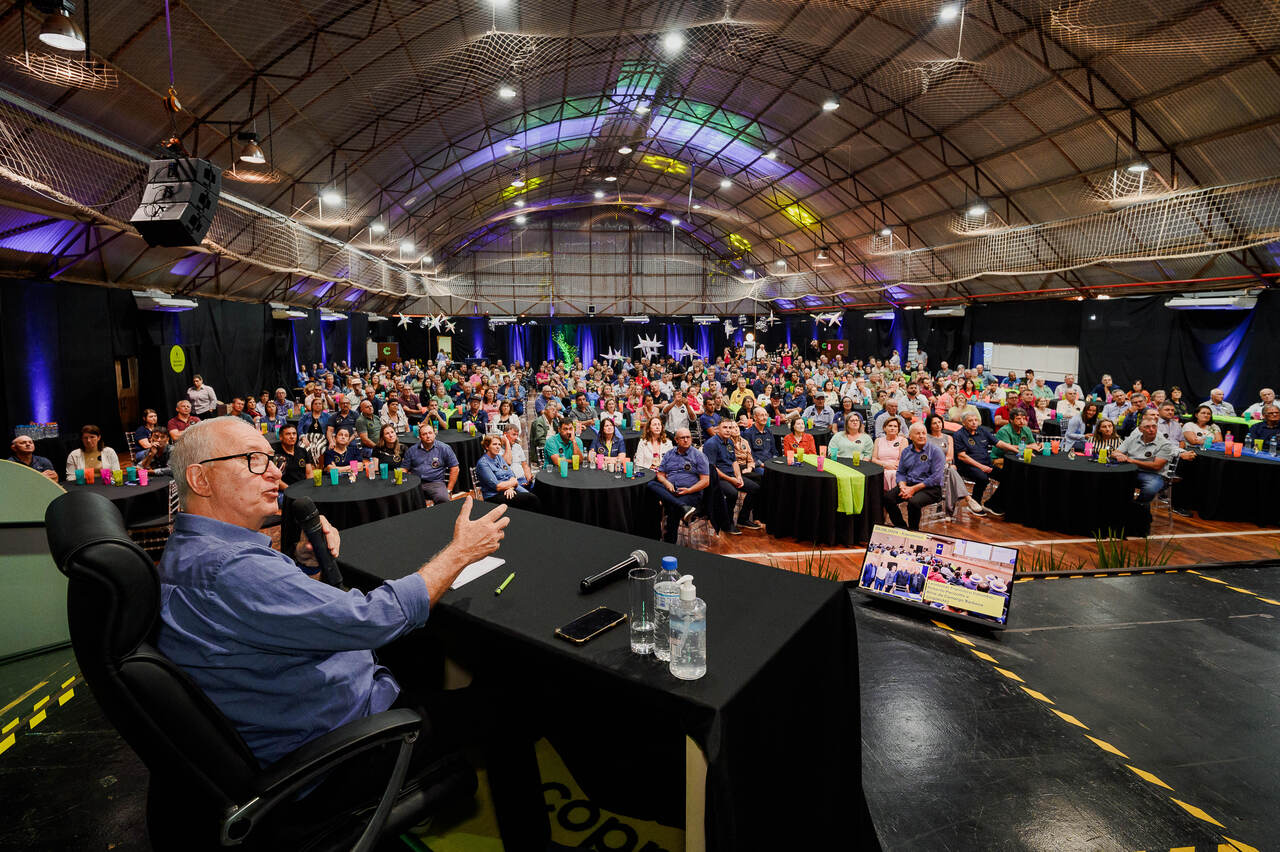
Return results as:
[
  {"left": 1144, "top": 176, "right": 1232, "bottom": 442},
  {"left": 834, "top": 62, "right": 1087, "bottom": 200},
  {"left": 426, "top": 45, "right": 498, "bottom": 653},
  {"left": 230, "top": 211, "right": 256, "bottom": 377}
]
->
[
  {"left": 759, "top": 458, "right": 884, "bottom": 545},
  {"left": 337, "top": 502, "right": 878, "bottom": 850},
  {"left": 280, "top": 473, "right": 424, "bottom": 554},
  {"left": 398, "top": 430, "right": 482, "bottom": 492},
  {"left": 768, "top": 423, "right": 831, "bottom": 454},
  {"left": 1172, "top": 448, "right": 1280, "bottom": 526},
  {"left": 577, "top": 426, "right": 641, "bottom": 458},
  {"left": 62, "top": 475, "right": 173, "bottom": 527},
  {"left": 532, "top": 466, "right": 660, "bottom": 538},
  {"left": 997, "top": 454, "right": 1143, "bottom": 537}
]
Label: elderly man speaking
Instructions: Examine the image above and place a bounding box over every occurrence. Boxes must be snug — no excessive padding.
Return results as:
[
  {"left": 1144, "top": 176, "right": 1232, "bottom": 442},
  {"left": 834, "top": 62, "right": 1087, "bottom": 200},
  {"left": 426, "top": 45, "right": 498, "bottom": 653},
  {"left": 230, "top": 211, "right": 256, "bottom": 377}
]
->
[{"left": 157, "top": 417, "right": 510, "bottom": 773}]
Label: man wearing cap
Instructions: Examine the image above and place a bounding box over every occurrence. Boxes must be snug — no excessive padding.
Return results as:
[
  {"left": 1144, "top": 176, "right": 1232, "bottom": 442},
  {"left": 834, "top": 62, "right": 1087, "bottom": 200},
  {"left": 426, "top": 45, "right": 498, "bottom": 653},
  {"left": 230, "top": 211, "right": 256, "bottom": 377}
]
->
[{"left": 801, "top": 392, "right": 836, "bottom": 429}]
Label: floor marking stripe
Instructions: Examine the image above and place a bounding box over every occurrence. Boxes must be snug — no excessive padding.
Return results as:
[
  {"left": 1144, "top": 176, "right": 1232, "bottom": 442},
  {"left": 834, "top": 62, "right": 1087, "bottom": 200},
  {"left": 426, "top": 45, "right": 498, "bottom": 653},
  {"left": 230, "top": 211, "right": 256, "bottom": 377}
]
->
[
  {"left": 1256, "top": 598, "right": 1280, "bottom": 606},
  {"left": 1019, "top": 686, "right": 1055, "bottom": 705},
  {"left": 1126, "top": 764, "right": 1174, "bottom": 790},
  {"left": 993, "top": 528, "right": 1280, "bottom": 546},
  {"left": 1225, "top": 586, "right": 1255, "bottom": 595},
  {"left": 993, "top": 667, "right": 1024, "bottom": 683},
  {"left": 1050, "top": 708, "right": 1089, "bottom": 729},
  {"left": 949, "top": 634, "right": 975, "bottom": 647},
  {"left": 1170, "top": 798, "right": 1224, "bottom": 828},
  {"left": 2, "top": 718, "right": 18, "bottom": 734},
  {"left": 1085, "top": 735, "right": 1128, "bottom": 758},
  {"left": 57, "top": 689, "right": 73, "bottom": 706},
  {"left": 0, "top": 732, "right": 13, "bottom": 757},
  {"left": 0, "top": 681, "right": 47, "bottom": 717},
  {"left": 32, "top": 696, "right": 49, "bottom": 711},
  {"left": 28, "top": 710, "right": 46, "bottom": 729},
  {"left": 1222, "top": 836, "right": 1260, "bottom": 852},
  {"left": 970, "top": 650, "right": 998, "bottom": 663},
  {"left": 930, "top": 620, "right": 954, "bottom": 631},
  {"left": 60, "top": 677, "right": 74, "bottom": 689},
  {"left": 1198, "top": 577, "right": 1229, "bottom": 585}
]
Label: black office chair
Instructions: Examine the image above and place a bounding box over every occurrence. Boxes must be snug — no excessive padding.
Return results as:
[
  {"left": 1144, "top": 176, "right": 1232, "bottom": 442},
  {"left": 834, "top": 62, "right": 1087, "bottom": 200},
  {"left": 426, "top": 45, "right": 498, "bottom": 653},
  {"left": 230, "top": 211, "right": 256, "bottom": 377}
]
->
[{"left": 45, "top": 491, "right": 475, "bottom": 852}]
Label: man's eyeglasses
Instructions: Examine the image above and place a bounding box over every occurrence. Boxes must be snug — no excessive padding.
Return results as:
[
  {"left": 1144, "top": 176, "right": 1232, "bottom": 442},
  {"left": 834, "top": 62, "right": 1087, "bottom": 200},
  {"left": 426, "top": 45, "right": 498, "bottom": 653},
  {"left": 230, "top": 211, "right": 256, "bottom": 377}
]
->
[{"left": 198, "top": 451, "right": 274, "bottom": 475}]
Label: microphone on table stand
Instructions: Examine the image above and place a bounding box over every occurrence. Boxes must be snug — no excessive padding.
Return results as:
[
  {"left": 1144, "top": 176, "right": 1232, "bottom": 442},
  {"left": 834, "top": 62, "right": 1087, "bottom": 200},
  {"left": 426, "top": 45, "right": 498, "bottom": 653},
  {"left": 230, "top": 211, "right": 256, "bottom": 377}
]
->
[
  {"left": 290, "top": 496, "right": 345, "bottom": 588},
  {"left": 579, "top": 549, "right": 649, "bottom": 593}
]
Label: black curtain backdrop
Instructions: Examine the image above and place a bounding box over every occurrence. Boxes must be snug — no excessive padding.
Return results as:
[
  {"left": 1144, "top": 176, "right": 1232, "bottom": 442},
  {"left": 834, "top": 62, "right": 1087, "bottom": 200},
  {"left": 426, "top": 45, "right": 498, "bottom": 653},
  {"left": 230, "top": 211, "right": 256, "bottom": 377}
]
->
[{"left": 4, "top": 281, "right": 1277, "bottom": 447}]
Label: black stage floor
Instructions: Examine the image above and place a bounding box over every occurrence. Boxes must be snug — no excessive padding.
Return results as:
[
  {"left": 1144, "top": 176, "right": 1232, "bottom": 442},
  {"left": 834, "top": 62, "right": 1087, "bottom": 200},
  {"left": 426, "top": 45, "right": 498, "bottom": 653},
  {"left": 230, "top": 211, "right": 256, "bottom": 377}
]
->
[
  {"left": 1, "top": 566, "right": 1274, "bottom": 850},
  {"left": 857, "top": 565, "right": 1278, "bottom": 852}
]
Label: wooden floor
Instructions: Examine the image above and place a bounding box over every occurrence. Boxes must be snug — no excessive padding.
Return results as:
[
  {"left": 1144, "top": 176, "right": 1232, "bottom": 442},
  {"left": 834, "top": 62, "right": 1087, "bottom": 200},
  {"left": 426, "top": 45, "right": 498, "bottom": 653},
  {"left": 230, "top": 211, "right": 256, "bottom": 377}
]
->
[{"left": 703, "top": 507, "right": 1280, "bottom": 582}]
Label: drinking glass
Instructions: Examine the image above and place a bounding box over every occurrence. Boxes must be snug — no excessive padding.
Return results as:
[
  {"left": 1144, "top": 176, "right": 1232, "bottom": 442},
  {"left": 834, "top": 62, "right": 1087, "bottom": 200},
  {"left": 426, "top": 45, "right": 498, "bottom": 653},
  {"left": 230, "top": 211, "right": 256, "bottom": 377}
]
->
[{"left": 628, "top": 566, "right": 657, "bottom": 655}]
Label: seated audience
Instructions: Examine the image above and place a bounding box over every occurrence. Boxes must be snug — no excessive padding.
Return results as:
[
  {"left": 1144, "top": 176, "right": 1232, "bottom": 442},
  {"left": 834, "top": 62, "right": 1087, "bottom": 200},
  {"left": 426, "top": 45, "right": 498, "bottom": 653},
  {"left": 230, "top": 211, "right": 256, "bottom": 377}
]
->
[
  {"left": 951, "top": 410, "right": 1004, "bottom": 517},
  {"left": 135, "top": 430, "right": 172, "bottom": 472},
  {"left": 354, "top": 399, "right": 381, "bottom": 449},
  {"left": 227, "top": 397, "right": 256, "bottom": 426},
  {"left": 134, "top": 409, "right": 160, "bottom": 453},
  {"left": 65, "top": 425, "right": 120, "bottom": 478},
  {"left": 883, "top": 423, "right": 944, "bottom": 531},
  {"left": 271, "top": 424, "right": 311, "bottom": 488},
  {"left": 1092, "top": 418, "right": 1122, "bottom": 453},
  {"left": 801, "top": 392, "right": 836, "bottom": 429},
  {"left": 1065, "top": 401, "right": 1101, "bottom": 451},
  {"left": 741, "top": 408, "right": 775, "bottom": 471},
  {"left": 529, "top": 402, "right": 560, "bottom": 460},
  {"left": 402, "top": 424, "right": 459, "bottom": 505},
  {"left": 994, "top": 408, "right": 1041, "bottom": 459},
  {"left": 544, "top": 419, "right": 585, "bottom": 467},
  {"left": 1245, "top": 403, "right": 1280, "bottom": 447},
  {"left": 1168, "top": 386, "right": 1189, "bottom": 417},
  {"left": 327, "top": 395, "right": 359, "bottom": 447},
  {"left": 1201, "top": 387, "right": 1235, "bottom": 417},
  {"left": 1116, "top": 393, "right": 1150, "bottom": 436},
  {"left": 476, "top": 434, "right": 540, "bottom": 511},
  {"left": 7, "top": 435, "right": 59, "bottom": 481},
  {"left": 458, "top": 396, "right": 490, "bottom": 432},
  {"left": 1182, "top": 404, "right": 1222, "bottom": 448},
  {"left": 872, "top": 417, "right": 907, "bottom": 490},
  {"left": 925, "top": 413, "right": 979, "bottom": 515},
  {"left": 371, "top": 424, "right": 405, "bottom": 470},
  {"left": 322, "top": 426, "right": 369, "bottom": 470},
  {"left": 1056, "top": 388, "right": 1084, "bottom": 422},
  {"left": 636, "top": 416, "right": 674, "bottom": 470},
  {"left": 874, "top": 399, "right": 908, "bottom": 438},
  {"left": 1242, "top": 388, "right": 1276, "bottom": 421},
  {"left": 702, "top": 420, "right": 759, "bottom": 533},
  {"left": 500, "top": 423, "right": 531, "bottom": 485},
  {"left": 492, "top": 400, "right": 521, "bottom": 434}
]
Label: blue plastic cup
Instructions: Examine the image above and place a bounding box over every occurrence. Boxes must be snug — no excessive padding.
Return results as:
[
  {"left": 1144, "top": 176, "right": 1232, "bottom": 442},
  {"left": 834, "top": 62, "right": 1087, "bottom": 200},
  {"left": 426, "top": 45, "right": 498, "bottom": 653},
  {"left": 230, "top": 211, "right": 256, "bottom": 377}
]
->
[
  {"left": 329, "top": 468, "right": 340, "bottom": 485},
  {"left": 380, "top": 463, "right": 389, "bottom": 479}
]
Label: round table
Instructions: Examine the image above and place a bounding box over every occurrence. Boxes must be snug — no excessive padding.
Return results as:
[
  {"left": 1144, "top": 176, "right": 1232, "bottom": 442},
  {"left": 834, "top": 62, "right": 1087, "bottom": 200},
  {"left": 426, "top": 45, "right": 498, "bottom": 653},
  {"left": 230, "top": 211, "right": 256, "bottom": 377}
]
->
[
  {"left": 997, "top": 454, "right": 1142, "bottom": 537},
  {"left": 398, "top": 430, "right": 483, "bottom": 492},
  {"left": 769, "top": 424, "right": 832, "bottom": 455},
  {"left": 578, "top": 426, "right": 641, "bottom": 458},
  {"left": 532, "top": 466, "right": 661, "bottom": 538},
  {"left": 281, "top": 473, "right": 424, "bottom": 555},
  {"left": 1172, "top": 447, "right": 1280, "bottom": 526},
  {"left": 1179, "top": 413, "right": 1258, "bottom": 442},
  {"left": 758, "top": 458, "right": 884, "bottom": 546},
  {"left": 62, "top": 475, "right": 173, "bottom": 527}
]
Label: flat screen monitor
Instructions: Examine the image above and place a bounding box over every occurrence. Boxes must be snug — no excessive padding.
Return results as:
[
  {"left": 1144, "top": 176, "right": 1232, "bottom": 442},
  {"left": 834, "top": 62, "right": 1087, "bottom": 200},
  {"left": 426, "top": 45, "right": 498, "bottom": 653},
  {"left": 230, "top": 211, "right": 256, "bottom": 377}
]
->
[{"left": 856, "top": 525, "right": 1018, "bottom": 628}]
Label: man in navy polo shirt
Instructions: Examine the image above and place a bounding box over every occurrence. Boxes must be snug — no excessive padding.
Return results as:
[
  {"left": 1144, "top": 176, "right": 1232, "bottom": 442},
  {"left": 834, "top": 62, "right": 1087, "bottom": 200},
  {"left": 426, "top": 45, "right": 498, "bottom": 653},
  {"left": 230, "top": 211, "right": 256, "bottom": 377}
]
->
[
  {"left": 649, "top": 428, "right": 712, "bottom": 544},
  {"left": 702, "top": 420, "right": 758, "bottom": 533},
  {"left": 743, "top": 407, "right": 776, "bottom": 469},
  {"left": 327, "top": 394, "right": 359, "bottom": 448},
  {"left": 402, "top": 424, "right": 459, "bottom": 505},
  {"left": 951, "top": 410, "right": 1004, "bottom": 517}
]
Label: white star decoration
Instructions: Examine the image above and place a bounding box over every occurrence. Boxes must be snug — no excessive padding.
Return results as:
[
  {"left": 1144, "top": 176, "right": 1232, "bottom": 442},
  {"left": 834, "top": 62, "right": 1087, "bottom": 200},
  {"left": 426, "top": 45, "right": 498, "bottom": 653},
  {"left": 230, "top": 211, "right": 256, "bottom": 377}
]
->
[
  {"left": 634, "top": 334, "right": 663, "bottom": 356},
  {"left": 673, "top": 342, "right": 701, "bottom": 361},
  {"left": 427, "top": 314, "right": 444, "bottom": 331},
  {"left": 754, "top": 318, "right": 769, "bottom": 332},
  {"left": 723, "top": 320, "right": 736, "bottom": 336},
  {"left": 445, "top": 319, "right": 457, "bottom": 333},
  {"left": 764, "top": 310, "right": 780, "bottom": 328},
  {"left": 601, "top": 347, "right": 625, "bottom": 362},
  {"left": 811, "top": 311, "right": 842, "bottom": 328},
  {"left": 396, "top": 313, "right": 411, "bottom": 328}
]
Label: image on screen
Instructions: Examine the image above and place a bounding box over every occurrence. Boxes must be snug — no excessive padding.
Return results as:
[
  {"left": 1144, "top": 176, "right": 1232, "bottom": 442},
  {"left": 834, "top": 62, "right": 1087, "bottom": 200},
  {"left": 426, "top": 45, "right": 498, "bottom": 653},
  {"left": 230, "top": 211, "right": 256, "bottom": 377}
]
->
[{"left": 856, "top": 525, "right": 1018, "bottom": 627}]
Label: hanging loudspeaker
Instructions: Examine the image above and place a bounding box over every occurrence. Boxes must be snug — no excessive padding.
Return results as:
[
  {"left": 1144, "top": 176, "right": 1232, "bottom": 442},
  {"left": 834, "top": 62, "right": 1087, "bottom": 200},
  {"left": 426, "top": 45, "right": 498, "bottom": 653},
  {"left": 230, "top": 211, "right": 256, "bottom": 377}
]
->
[{"left": 130, "top": 158, "right": 223, "bottom": 247}]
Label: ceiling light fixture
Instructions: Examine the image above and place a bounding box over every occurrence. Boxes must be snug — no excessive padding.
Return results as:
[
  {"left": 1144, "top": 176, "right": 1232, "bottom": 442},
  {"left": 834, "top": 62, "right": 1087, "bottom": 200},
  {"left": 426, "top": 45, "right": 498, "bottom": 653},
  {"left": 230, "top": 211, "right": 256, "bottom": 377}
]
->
[
  {"left": 1126, "top": 161, "right": 1151, "bottom": 174},
  {"left": 497, "top": 83, "right": 517, "bottom": 99},
  {"left": 513, "top": 199, "right": 525, "bottom": 207},
  {"left": 514, "top": 214, "right": 527, "bottom": 225},
  {"left": 670, "top": 218, "right": 681, "bottom": 226},
  {"left": 593, "top": 189, "right": 605, "bottom": 199},
  {"left": 719, "top": 178, "right": 732, "bottom": 189},
  {"left": 618, "top": 145, "right": 633, "bottom": 155},
  {"left": 966, "top": 202, "right": 988, "bottom": 217},
  {"left": 370, "top": 221, "right": 386, "bottom": 234},
  {"left": 817, "top": 247, "right": 828, "bottom": 260},
  {"left": 821, "top": 96, "right": 840, "bottom": 111},
  {"left": 423, "top": 254, "right": 433, "bottom": 264},
  {"left": 939, "top": 4, "right": 961, "bottom": 22},
  {"left": 879, "top": 227, "right": 892, "bottom": 237},
  {"left": 662, "top": 31, "right": 685, "bottom": 55},
  {"left": 692, "top": 203, "right": 701, "bottom": 209},
  {"left": 775, "top": 259, "right": 786, "bottom": 267},
  {"left": 504, "top": 144, "right": 521, "bottom": 152},
  {"left": 510, "top": 177, "right": 525, "bottom": 188},
  {"left": 766, "top": 149, "right": 778, "bottom": 160},
  {"left": 400, "top": 240, "right": 414, "bottom": 254},
  {"left": 634, "top": 103, "right": 650, "bottom": 114},
  {"left": 38, "top": 2, "right": 86, "bottom": 52},
  {"left": 237, "top": 132, "right": 266, "bottom": 164},
  {"left": 320, "top": 188, "right": 341, "bottom": 206},
  {"left": 604, "top": 175, "right": 617, "bottom": 182}
]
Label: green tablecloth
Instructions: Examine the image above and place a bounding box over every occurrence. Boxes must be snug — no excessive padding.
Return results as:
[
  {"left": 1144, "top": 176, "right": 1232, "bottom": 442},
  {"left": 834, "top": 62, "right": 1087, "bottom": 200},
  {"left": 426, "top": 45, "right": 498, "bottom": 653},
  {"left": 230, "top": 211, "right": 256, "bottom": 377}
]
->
[
  {"left": 1179, "top": 413, "right": 1259, "bottom": 427},
  {"left": 801, "top": 455, "right": 865, "bottom": 514}
]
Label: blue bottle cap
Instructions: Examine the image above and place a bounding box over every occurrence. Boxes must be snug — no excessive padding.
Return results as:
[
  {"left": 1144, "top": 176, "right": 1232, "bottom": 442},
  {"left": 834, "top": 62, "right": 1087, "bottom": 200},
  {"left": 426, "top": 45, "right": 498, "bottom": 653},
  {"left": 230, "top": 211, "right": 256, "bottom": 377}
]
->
[{"left": 662, "top": 556, "right": 679, "bottom": 572}]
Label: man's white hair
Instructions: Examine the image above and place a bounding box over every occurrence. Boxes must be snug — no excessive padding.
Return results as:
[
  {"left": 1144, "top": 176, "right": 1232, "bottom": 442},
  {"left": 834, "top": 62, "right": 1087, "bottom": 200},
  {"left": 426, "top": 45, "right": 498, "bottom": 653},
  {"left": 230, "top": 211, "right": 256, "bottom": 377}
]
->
[{"left": 169, "top": 418, "right": 260, "bottom": 510}]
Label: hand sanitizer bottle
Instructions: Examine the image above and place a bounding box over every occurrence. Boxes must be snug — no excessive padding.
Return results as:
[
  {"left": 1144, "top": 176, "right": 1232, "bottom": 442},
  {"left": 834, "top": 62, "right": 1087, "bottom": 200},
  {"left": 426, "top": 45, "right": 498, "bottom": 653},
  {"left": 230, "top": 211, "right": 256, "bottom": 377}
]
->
[{"left": 668, "top": 575, "right": 707, "bottom": 680}]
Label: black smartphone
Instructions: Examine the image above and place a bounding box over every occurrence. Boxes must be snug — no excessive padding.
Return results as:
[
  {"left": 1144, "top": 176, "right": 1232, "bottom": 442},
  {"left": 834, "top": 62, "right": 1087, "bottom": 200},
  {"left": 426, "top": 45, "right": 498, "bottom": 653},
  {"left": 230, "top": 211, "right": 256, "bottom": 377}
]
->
[{"left": 554, "top": 606, "right": 627, "bottom": 644}]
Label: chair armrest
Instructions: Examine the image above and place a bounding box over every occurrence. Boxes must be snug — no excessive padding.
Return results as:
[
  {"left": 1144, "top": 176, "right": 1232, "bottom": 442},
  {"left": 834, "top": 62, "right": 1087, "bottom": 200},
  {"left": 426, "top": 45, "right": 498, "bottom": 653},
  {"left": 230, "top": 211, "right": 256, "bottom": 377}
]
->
[{"left": 222, "top": 709, "right": 423, "bottom": 845}]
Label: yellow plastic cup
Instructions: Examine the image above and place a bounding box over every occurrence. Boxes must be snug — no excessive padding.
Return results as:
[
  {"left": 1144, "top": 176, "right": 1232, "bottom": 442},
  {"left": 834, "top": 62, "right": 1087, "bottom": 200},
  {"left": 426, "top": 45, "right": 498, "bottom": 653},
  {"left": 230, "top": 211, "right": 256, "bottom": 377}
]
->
[
  {"left": 572, "top": 454, "right": 580, "bottom": 471},
  {"left": 312, "top": 469, "right": 323, "bottom": 486}
]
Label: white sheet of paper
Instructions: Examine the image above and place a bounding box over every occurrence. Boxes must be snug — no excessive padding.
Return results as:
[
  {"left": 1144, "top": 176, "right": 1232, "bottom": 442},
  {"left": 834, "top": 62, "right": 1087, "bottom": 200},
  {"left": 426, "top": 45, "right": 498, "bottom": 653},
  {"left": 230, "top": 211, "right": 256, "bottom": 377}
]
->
[{"left": 450, "top": 556, "right": 507, "bottom": 590}]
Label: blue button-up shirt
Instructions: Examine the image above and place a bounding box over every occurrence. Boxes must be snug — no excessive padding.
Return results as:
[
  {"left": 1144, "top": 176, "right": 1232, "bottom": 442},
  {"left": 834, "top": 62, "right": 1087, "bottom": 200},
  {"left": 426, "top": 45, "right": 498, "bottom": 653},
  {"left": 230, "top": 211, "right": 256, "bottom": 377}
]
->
[
  {"left": 801, "top": 404, "right": 836, "bottom": 428},
  {"left": 656, "top": 445, "right": 709, "bottom": 489},
  {"left": 156, "top": 513, "right": 431, "bottom": 767},
  {"left": 897, "top": 440, "right": 945, "bottom": 487},
  {"left": 402, "top": 441, "right": 458, "bottom": 483},
  {"left": 475, "top": 453, "right": 527, "bottom": 499}
]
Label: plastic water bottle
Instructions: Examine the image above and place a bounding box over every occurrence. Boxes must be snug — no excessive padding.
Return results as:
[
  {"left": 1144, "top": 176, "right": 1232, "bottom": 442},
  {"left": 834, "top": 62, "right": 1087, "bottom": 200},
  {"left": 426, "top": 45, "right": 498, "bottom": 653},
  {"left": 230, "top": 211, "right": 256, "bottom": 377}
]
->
[
  {"left": 653, "top": 556, "right": 681, "bottom": 662},
  {"left": 668, "top": 575, "right": 707, "bottom": 680},
  {"left": 1270, "top": 436, "right": 1277, "bottom": 457}
]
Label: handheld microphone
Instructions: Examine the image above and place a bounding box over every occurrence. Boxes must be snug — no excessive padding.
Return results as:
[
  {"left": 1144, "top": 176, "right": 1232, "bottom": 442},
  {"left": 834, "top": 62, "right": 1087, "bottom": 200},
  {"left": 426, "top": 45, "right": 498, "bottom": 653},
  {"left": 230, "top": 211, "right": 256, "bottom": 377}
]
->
[
  {"left": 290, "top": 496, "right": 345, "bottom": 588},
  {"left": 579, "top": 549, "right": 648, "bottom": 593}
]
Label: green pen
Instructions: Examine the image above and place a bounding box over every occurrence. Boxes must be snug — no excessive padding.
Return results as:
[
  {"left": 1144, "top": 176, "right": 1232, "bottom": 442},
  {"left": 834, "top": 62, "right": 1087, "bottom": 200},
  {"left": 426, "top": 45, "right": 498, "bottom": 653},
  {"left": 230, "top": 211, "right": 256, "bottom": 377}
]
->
[{"left": 494, "top": 572, "right": 516, "bottom": 596}]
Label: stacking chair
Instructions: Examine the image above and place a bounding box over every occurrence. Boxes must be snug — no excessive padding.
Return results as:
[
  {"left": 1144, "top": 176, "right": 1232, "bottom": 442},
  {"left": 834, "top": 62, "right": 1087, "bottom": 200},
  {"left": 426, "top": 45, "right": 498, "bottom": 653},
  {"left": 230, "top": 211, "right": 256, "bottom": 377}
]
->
[
  {"left": 1154, "top": 455, "right": 1184, "bottom": 525},
  {"left": 44, "top": 491, "right": 475, "bottom": 852},
  {"left": 128, "top": 480, "right": 180, "bottom": 561}
]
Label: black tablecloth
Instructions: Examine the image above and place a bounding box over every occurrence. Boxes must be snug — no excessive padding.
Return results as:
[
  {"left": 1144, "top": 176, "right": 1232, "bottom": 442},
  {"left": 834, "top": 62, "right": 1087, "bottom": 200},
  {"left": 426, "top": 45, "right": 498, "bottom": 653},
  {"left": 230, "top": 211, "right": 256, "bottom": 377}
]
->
[
  {"left": 578, "top": 426, "right": 641, "bottom": 458},
  {"left": 398, "top": 431, "right": 482, "bottom": 492},
  {"left": 1172, "top": 448, "right": 1280, "bottom": 526},
  {"left": 280, "top": 473, "right": 424, "bottom": 554},
  {"left": 532, "top": 466, "right": 660, "bottom": 537},
  {"left": 337, "top": 502, "right": 877, "bottom": 850},
  {"left": 768, "top": 424, "right": 831, "bottom": 454},
  {"left": 62, "top": 476, "right": 172, "bottom": 527},
  {"left": 997, "top": 454, "right": 1144, "bottom": 536},
  {"left": 759, "top": 458, "right": 884, "bottom": 546}
]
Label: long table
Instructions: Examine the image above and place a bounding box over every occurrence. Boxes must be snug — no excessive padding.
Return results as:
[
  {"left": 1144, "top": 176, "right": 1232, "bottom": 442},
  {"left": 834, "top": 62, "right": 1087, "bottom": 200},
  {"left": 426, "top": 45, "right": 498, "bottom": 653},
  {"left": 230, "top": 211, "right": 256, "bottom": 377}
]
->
[{"left": 337, "top": 502, "right": 879, "bottom": 850}]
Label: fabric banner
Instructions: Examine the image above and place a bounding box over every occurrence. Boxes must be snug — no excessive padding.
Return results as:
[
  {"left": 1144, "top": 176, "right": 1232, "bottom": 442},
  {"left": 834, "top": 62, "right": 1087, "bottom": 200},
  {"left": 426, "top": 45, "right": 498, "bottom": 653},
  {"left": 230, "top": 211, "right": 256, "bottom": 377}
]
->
[{"left": 802, "top": 455, "right": 865, "bottom": 514}]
